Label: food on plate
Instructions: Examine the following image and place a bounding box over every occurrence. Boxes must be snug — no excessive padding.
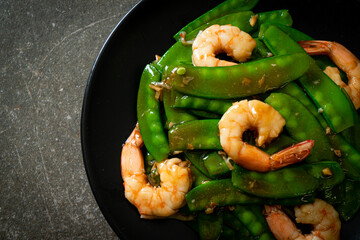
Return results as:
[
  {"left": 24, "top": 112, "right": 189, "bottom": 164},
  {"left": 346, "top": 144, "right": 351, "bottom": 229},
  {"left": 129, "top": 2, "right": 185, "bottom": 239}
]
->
[{"left": 120, "top": 0, "right": 360, "bottom": 239}]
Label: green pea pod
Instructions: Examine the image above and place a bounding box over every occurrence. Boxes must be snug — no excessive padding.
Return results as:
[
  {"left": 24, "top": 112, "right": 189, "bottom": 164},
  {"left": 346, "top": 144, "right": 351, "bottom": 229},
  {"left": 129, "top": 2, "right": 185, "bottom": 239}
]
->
[
  {"left": 173, "top": 0, "right": 259, "bottom": 41},
  {"left": 223, "top": 211, "right": 252, "bottom": 238},
  {"left": 203, "top": 151, "right": 231, "bottom": 178},
  {"left": 185, "top": 11, "right": 256, "bottom": 41},
  {"left": 137, "top": 64, "right": 169, "bottom": 161},
  {"left": 190, "top": 165, "right": 213, "bottom": 187},
  {"left": 233, "top": 205, "right": 275, "bottom": 240},
  {"left": 263, "top": 134, "right": 297, "bottom": 155},
  {"left": 258, "top": 23, "right": 313, "bottom": 41},
  {"left": 220, "top": 225, "right": 236, "bottom": 240},
  {"left": 167, "top": 53, "right": 310, "bottom": 99},
  {"left": 262, "top": 25, "right": 356, "bottom": 133},
  {"left": 336, "top": 178, "right": 360, "bottom": 221},
  {"left": 163, "top": 89, "right": 197, "bottom": 129},
  {"left": 257, "top": 10, "right": 293, "bottom": 27},
  {"left": 185, "top": 179, "right": 315, "bottom": 212},
  {"left": 185, "top": 151, "right": 212, "bottom": 178},
  {"left": 318, "top": 183, "right": 345, "bottom": 205},
  {"left": 341, "top": 112, "right": 360, "bottom": 152},
  {"left": 232, "top": 161, "right": 344, "bottom": 198},
  {"left": 252, "top": 38, "right": 273, "bottom": 59},
  {"left": 187, "top": 109, "right": 221, "bottom": 119},
  {"left": 198, "top": 212, "right": 223, "bottom": 240},
  {"left": 156, "top": 41, "right": 192, "bottom": 69},
  {"left": 265, "top": 92, "right": 336, "bottom": 162},
  {"left": 172, "top": 91, "right": 233, "bottom": 115},
  {"left": 168, "top": 119, "right": 221, "bottom": 151}
]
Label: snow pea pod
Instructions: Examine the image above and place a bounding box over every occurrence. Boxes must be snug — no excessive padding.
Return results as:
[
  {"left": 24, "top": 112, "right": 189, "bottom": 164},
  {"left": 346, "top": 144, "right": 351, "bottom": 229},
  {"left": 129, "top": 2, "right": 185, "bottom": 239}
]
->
[
  {"left": 198, "top": 212, "right": 223, "bottom": 240},
  {"left": 168, "top": 119, "right": 221, "bottom": 151},
  {"left": 156, "top": 41, "right": 192, "bottom": 69},
  {"left": 262, "top": 25, "right": 356, "bottom": 133},
  {"left": 233, "top": 205, "right": 275, "bottom": 240},
  {"left": 265, "top": 93, "right": 336, "bottom": 162},
  {"left": 186, "top": 179, "right": 315, "bottom": 212},
  {"left": 232, "top": 161, "right": 344, "bottom": 198},
  {"left": 172, "top": 91, "right": 233, "bottom": 115},
  {"left": 220, "top": 225, "right": 236, "bottom": 240},
  {"left": 336, "top": 178, "right": 360, "bottom": 221},
  {"left": 167, "top": 53, "right": 310, "bottom": 99},
  {"left": 173, "top": 0, "right": 259, "bottom": 41},
  {"left": 187, "top": 109, "right": 221, "bottom": 119},
  {"left": 137, "top": 64, "right": 169, "bottom": 161},
  {"left": 278, "top": 79, "right": 360, "bottom": 179},
  {"left": 190, "top": 165, "right": 212, "bottom": 187},
  {"left": 163, "top": 89, "right": 197, "bottom": 129},
  {"left": 184, "top": 11, "right": 256, "bottom": 41},
  {"left": 203, "top": 151, "right": 231, "bottom": 178},
  {"left": 223, "top": 211, "right": 252, "bottom": 238},
  {"left": 257, "top": 10, "right": 293, "bottom": 27},
  {"left": 184, "top": 151, "right": 211, "bottom": 177},
  {"left": 258, "top": 23, "right": 313, "bottom": 41}
]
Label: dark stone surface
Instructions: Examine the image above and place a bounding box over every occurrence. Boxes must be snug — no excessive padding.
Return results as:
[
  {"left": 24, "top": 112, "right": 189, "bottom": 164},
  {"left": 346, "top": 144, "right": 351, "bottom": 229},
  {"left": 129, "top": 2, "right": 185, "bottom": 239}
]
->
[{"left": 0, "top": 0, "right": 138, "bottom": 238}]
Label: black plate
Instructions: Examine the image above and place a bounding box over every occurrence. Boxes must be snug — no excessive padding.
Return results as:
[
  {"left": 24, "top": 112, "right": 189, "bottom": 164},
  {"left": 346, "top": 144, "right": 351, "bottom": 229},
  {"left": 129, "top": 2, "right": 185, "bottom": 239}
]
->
[{"left": 81, "top": 0, "right": 360, "bottom": 239}]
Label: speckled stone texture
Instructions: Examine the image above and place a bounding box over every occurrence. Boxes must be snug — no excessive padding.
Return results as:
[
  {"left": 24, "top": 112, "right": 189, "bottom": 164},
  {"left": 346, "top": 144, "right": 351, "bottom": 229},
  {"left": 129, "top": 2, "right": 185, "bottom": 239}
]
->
[{"left": 1, "top": 0, "right": 138, "bottom": 238}]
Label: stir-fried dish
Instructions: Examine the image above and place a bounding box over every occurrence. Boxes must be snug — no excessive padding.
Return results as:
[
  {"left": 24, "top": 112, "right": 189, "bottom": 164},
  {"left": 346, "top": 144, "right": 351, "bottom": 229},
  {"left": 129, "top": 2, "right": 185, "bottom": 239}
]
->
[{"left": 121, "top": 0, "right": 360, "bottom": 239}]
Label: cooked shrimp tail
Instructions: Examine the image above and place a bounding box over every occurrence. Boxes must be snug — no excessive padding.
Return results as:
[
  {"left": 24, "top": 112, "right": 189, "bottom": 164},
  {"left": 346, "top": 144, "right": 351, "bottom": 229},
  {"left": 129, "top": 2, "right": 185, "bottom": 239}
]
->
[
  {"left": 219, "top": 100, "right": 314, "bottom": 172},
  {"left": 299, "top": 40, "right": 360, "bottom": 109},
  {"left": 270, "top": 140, "right": 314, "bottom": 170},
  {"left": 264, "top": 199, "right": 341, "bottom": 240},
  {"left": 121, "top": 124, "right": 192, "bottom": 218}
]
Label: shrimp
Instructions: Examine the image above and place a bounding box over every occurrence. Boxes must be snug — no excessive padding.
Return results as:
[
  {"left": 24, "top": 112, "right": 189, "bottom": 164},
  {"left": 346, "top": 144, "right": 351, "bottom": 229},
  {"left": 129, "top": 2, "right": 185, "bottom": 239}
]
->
[
  {"left": 121, "top": 124, "right": 192, "bottom": 218},
  {"left": 192, "top": 24, "right": 257, "bottom": 67},
  {"left": 218, "top": 100, "right": 314, "bottom": 172},
  {"left": 264, "top": 198, "right": 341, "bottom": 240},
  {"left": 299, "top": 40, "right": 360, "bottom": 109}
]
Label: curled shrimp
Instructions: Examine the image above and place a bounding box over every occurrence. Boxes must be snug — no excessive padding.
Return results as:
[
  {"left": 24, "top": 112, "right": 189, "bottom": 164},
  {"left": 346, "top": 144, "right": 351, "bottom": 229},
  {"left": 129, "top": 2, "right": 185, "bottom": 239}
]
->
[
  {"left": 264, "top": 198, "right": 341, "bottom": 240},
  {"left": 121, "top": 125, "right": 192, "bottom": 218},
  {"left": 299, "top": 40, "right": 360, "bottom": 109},
  {"left": 218, "top": 100, "right": 314, "bottom": 172},
  {"left": 192, "top": 24, "right": 257, "bottom": 67}
]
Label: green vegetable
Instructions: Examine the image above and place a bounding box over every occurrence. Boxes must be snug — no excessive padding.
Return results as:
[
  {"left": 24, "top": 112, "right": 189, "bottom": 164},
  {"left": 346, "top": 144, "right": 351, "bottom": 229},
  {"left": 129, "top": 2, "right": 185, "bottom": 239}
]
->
[
  {"left": 156, "top": 41, "right": 192, "bottom": 69},
  {"left": 184, "top": 11, "right": 256, "bottom": 41},
  {"left": 187, "top": 109, "right": 221, "bottom": 119},
  {"left": 172, "top": 91, "right": 233, "bottom": 115},
  {"left": 223, "top": 211, "right": 251, "bottom": 238},
  {"left": 185, "top": 151, "right": 211, "bottom": 177},
  {"left": 163, "top": 89, "right": 197, "bottom": 129},
  {"left": 233, "top": 205, "right": 275, "bottom": 239},
  {"left": 190, "top": 165, "right": 212, "bottom": 187},
  {"left": 186, "top": 179, "right": 315, "bottom": 212},
  {"left": 220, "top": 225, "right": 236, "bottom": 240},
  {"left": 137, "top": 64, "right": 170, "bottom": 161},
  {"left": 265, "top": 92, "right": 336, "bottom": 162},
  {"left": 168, "top": 120, "right": 221, "bottom": 151},
  {"left": 257, "top": 10, "right": 293, "bottom": 27},
  {"left": 262, "top": 24, "right": 356, "bottom": 133},
  {"left": 167, "top": 53, "right": 310, "bottom": 99},
  {"left": 203, "top": 151, "right": 231, "bottom": 178},
  {"left": 336, "top": 178, "right": 360, "bottom": 221},
  {"left": 232, "top": 161, "right": 344, "bottom": 198},
  {"left": 173, "top": 0, "right": 259, "bottom": 41},
  {"left": 198, "top": 212, "right": 223, "bottom": 240}
]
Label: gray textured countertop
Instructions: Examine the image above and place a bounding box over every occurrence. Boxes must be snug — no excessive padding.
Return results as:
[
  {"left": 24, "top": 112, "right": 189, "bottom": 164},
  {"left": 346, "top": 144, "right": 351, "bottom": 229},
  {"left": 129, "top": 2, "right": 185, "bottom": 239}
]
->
[{"left": 1, "top": 0, "right": 138, "bottom": 238}]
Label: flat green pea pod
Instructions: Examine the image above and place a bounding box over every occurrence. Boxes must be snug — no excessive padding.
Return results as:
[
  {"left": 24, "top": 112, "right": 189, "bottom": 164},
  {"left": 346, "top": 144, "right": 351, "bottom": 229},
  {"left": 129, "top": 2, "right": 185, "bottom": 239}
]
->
[
  {"left": 265, "top": 92, "right": 336, "bottom": 162},
  {"left": 173, "top": 0, "right": 259, "bottom": 41},
  {"left": 167, "top": 53, "right": 310, "bottom": 99},
  {"left": 187, "top": 109, "right": 221, "bottom": 119},
  {"left": 168, "top": 119, "right": 221, "bottom": 151},
  {"left": 257, "top": 10, "right": 293, "bottom": 27},
  {"left": 258, "top": 22, "right": 313, "bottom": 41},
  {"left": 336, "top": 178, "right": 360, "bottom": 221},
  {"left": 137, "top": 64, "right": 169, "bottom": 161},
  {"left": 156, "top": 41, "right": 192, "bottom": 70},
  {"left": 252, "top": 38, "right": 273, "bottom": 59},
  {"left": 198, "top": 212, "right": 223, "bottom": 240},
  {"left": 261, "top": 25, "right": 357, "bottom": 133},
  {"left": 185, "top": 151, "right": 212, "bottom": 178},
  {"left": 318, "top": 183, "right": 345, "bottom": 205},
  {"left": 220, "top": 225, "right": 236, "bottom": 240},
  {"left": 203, "top": 151, "right": 231, "bottom": 178},
  {"left": 190, "top": 164, "right": 213, "bottom": 187},
  {"left": 277, "top": 83, "right": 360, "bottom": 179},
  {"left": 185, "top": 179, "right": 315, "bottom": 212},
  {"left": 232, "top": 161, "right": 344, "bottom": 198},
  {"left": 341, "top": 111, "right": 360, "bottom": 152},
  {"left": 163, "top": 89, "right": 197, "bottom": 129},
  {"left": 223, "top": 211, "right": 252, "bottom": 238},
  {"left": 233, "top": 205, "right": 275, "bottom": 240},
  {"left": 184, "top": 11, "right": 256, "bottom": 41},
  {"left": 172, "top": 91, "right": 233, "bottom": 115}
]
